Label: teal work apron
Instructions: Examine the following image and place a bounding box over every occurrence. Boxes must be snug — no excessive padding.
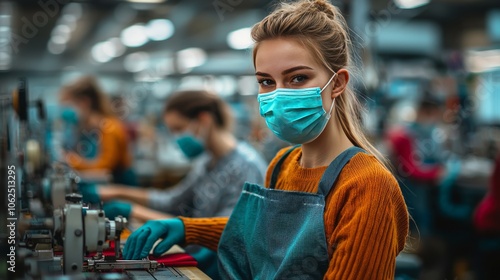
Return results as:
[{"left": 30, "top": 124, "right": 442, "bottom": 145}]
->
[{"left": 218, "top": 146, "right": 365, "bottom": 279}]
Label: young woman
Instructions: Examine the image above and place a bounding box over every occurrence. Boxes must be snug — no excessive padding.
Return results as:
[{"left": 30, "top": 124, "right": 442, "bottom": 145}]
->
[
  {"left": 59, "top": 75, "right": 136, "bottom": 185},
  {"left": 123, "top": 0, "right": 409, "bottom": 278}
]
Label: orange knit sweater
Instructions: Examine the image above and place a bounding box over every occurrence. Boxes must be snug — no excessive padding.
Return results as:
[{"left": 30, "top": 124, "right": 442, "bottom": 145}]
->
[
  {"left": 180, "top": 147, "right": 409, "bottom": 279},
  {"left": 67, "top": 117, "right": 132, "bottom": 171}
]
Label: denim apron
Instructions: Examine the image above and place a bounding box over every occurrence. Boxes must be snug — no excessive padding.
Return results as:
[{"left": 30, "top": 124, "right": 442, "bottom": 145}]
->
[{"left": 218, "top": 146, "right": 365, "bottom": 279}]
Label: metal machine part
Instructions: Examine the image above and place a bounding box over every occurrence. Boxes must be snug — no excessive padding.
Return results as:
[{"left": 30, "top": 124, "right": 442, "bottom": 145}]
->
[
  {"left": 63, "top": 201, "right": 85, "bottom": 274},
  {"left": 22, "top": 193, "right": 133, "bottom": 278},
  {"left": 3, "top": 79, "right": 192, "bottom": 279},
  {"left": 86, "top": 259, "right": 160, "bottom": 272}
]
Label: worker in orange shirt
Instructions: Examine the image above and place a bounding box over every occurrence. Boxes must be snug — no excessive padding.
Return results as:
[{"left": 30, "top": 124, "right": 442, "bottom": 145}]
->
[
  {"left": 123, "top": 0, "right": 409, "bottom": 279},
  {"left": 58, "top": 75, "right": 136, "bottom": 186}
]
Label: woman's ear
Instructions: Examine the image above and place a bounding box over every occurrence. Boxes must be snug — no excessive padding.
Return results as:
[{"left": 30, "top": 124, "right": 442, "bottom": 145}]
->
[{"left": 331, "top": 69, "right": 349, "bottom": 99}]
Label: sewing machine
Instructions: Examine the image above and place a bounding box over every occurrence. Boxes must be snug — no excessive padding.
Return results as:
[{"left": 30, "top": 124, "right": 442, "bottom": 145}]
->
[{"left": 1, "top": 78, "right": 209, "bottom": 280}]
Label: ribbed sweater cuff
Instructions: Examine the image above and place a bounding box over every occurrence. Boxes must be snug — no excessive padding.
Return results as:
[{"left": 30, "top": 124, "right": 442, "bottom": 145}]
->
[{"left": 179, "top": 216, "right": 229, "bottom": 252}]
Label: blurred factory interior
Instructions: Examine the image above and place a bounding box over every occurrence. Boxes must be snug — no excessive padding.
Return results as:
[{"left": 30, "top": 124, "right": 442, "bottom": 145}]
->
[{"left": 1, "top": 0, "right": 500, "bottom": 279}]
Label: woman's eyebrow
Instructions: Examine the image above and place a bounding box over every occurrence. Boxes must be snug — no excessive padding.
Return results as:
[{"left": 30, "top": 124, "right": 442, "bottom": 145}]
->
[
  {"left": 255, "top": 65, "right": 313, "bottom": 77},
  {"left": 281, "top": 65, "right": 313, "bottom": 75},
  {"left": 255, "top": 71, "right": 271, "bottom": 77}
]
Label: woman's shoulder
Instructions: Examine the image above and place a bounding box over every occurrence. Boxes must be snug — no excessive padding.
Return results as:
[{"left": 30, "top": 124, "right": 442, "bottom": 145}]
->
[
  {"left": 98, "top": 116, "right": 129, "bottom": 136},
  {"left": 231, "top": 142, "right": 268, "bottom": 172},
  {"left": 268, "top": 145, "right": 300, "bottom": 166},
  {"left": 338, "top": 152, "right": 400, "bottom": 195}
]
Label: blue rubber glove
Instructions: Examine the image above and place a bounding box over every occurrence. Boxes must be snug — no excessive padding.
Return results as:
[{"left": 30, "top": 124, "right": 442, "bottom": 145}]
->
[
  {"left": 78, "top": 182, "right": 101, "bottom": 204},
  {"left": 123, "top": 218, "right": 185, "bottom": 260},
  {"left": 103, "top": 200, "right": 132, "bottom": 219}
]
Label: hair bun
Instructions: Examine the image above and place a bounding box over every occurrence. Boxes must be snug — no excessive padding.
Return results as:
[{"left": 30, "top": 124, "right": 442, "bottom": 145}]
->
[{"left": 310, "top": 0, "right": 336, "bottom": 18}]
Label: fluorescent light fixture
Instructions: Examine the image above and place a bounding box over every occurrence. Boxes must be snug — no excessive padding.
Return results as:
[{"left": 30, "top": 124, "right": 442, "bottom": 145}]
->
[
  {"left": 52, "top": 24, "right": 71, "bottom": 37},
  {"left": 146, "top": 19, "right": 174, "bottom": 41},
  {"left": 177, "top": 48, "right": 207, "bottom": 73},
  {"left": 124, "top": 52, "right": 150, "bottom": 72},
  {"left": 91, "top": 42, "right": 113, "bottom": 63},
  {"left": 127, "top": 0, "right": 166, "bottom": 3},
  {"left": 0, "top": 51, "right": 11, "bottom": 63},
  {"left": 0, "top": 26, "right": 9, "bottom": 34},
  {"left": 466, "top": 49, "right": 500, "bottom": 73},
  {"left": 121, "top": 24, "right": 149, "bottom": 47},
  {"left": 51, "top": 25, "right": 71, "bottom": 45},
  {"left": 394, "top": 0, "right": 430, "bottom": 9},
  {"left": 48, "top": 40, "right": 66, "bottom": 55},
  {"left": 227, "top": 27, "right": 253, "bottom": 50},
  {"left": 101, "top": 38, "right": 126, "bottom": 58}
]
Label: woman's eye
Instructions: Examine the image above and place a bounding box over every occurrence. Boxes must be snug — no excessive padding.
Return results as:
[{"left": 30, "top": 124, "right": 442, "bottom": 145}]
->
[
  {"left": 291, "top": 75, "right": 308, "bottom": 83},
  {"left": 257, "top": 79, "right": 274, "bottom": 86}
]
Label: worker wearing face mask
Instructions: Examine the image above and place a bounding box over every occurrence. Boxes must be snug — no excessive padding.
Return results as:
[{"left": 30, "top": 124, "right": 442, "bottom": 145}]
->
[
  {"left": 58, "top": 76, "right": 137, "bottom": 186},
  {"left": 79, "top": 89, "right": 267, "bottom": 278},
  {"left": 122, "top": 1, "right": 409, "bottom": 278}
]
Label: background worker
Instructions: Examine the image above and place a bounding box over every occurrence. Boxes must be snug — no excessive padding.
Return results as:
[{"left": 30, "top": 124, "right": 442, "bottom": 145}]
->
[{"left": 59, "top": 75, "right": 136, "bottom": 185}]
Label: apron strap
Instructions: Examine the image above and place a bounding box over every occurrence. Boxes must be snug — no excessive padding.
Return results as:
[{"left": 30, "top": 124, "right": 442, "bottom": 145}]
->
[
  {"left": 317, "top": 146, "right": 367, "bottom": 196},
  {"left": 269, "top": 145, "right": 300, "bottom": 189}
]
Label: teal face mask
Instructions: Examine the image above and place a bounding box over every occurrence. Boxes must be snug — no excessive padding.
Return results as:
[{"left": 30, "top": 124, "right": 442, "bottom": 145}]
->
[
  {"left": 60, "top": 106, "right": 79, "bottom": 125},
  {"left": 174, "top": 124, "right": 206, "bottom": 159},
  {"left": 257, "top": 74, "right": 336, "bottom": 144},
  {"left": 175, "top": 134, "right": 205, "bottom": 159}
]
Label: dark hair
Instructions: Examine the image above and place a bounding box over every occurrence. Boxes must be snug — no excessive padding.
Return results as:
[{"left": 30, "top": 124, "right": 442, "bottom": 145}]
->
[
  {"left": 61, "top": 76, "right": 113, "bottom": 116},
  {"left": 164, "top": 90, "right": 233, "bottom": 130}
]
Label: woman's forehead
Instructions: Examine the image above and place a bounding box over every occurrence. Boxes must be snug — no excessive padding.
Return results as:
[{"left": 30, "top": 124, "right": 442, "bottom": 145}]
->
[{"left": 254, "top": 38, "right": 321, "bottom": 72}]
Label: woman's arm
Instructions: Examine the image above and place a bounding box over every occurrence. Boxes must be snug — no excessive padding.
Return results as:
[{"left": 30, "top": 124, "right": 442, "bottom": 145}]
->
[
  {"left": 131, "top": 203, "right": 174, "bottom": 222},
  {"left": 323, "top": 167, "right": 408, "bottom": 279},
  {"left": 98, "top": 185, "right": 149, "bottom": 205},
  {"left": 179, "top": 217, "right": 229, "bottom": 252}
]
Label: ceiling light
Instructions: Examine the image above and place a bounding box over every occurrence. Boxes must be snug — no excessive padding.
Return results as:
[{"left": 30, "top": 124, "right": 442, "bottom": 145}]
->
[
  {"left": 394, "top": 0, "right": 430, "bottom": 9},
  {"left": 101, "top": 38, "right": 126, "bottom": 58},
  {"left": 146, "top": 19, "right": 174, "bottom": 41},
  {"left": 177, "top": 48, "right": 207, "bottom": 73},
  {"left": 121, "top": 24, "right": 149, "bottom": 47},
  {"left": 52, "top": 24, "right": 71, "bottom": 39},
  {"left": 466, "top": 49, "right": 500, "bottom": 73},
  {"left": 124, "top": 52, "right": 149, "bottom": 72},
  {"left": 47, "top": 40, "right": 66, "bottom": 55},
  {"left": 91, "top": 43, "right": 112, "bottom": 63},
  {"left": 0, "top": 51, "right": 11, "bottom": 62},
  {"left": 227, "top": 27, "right": 253, "bottom": 50},
  {"left": 127, "top": 0, "right": 166, "bottom": 3}
]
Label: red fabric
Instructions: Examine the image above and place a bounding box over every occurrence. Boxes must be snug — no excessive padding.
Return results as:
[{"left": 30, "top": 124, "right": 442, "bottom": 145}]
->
[
  {"left": 149, "top": 253, "right": 197, "bottom": 266},
  {"left": 474, "top": 154, "right": 500, "bottom": 233},
  {"left": 386, "top": 127, "right": 442, "bottom": 182},
  {"left": 85, "top": 241, "right": 197, "bottom": 267}
]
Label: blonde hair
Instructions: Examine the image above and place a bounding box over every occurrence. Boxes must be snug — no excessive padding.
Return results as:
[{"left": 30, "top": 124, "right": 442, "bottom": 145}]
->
[{"left": 251, "top": 0, "right": 390, "bottom": 169}]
